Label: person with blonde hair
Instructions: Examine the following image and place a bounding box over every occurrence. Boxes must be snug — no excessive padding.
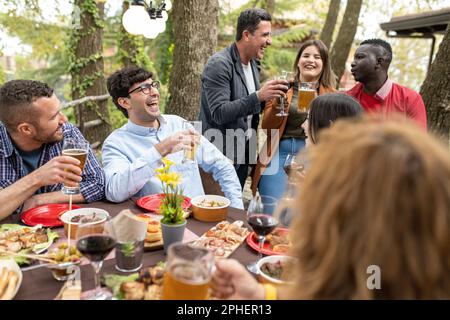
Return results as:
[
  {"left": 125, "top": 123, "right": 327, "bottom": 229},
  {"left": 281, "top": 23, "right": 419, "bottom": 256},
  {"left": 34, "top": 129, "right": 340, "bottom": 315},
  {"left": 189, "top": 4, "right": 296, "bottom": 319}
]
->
[{"left": 212, "top": 115, "right": 450, "bottom": 299}]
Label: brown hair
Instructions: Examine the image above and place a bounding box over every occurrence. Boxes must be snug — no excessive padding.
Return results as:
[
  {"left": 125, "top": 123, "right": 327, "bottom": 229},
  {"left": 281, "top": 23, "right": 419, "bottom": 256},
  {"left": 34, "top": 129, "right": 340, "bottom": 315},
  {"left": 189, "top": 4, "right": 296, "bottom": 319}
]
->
[
  {"left": 288, "top": 115, "right": 450, "bottom": 299},
  {"left": 293, "top": 39, "right": 337, "bottom": 89},
  {"left": 0, "top": 80, "right": 53, "bottom": 132}
]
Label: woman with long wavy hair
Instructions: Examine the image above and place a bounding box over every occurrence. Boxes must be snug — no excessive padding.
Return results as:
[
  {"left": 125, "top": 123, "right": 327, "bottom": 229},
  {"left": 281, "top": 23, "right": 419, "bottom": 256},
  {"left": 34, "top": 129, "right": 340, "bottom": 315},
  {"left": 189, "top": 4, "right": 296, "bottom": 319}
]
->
[
  {"left": 213, "top": 116, "right": 450, "bottom": 299},
  {"left": 251, "top": 39, "right": 337, "bottom": 210}
]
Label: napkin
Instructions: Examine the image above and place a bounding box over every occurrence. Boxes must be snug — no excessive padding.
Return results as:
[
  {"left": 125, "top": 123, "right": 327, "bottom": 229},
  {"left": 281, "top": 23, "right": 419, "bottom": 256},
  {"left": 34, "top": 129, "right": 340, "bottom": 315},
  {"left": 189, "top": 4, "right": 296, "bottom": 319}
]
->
[{"left": 110, "top": 209, "right": 147, "bottom": 243}]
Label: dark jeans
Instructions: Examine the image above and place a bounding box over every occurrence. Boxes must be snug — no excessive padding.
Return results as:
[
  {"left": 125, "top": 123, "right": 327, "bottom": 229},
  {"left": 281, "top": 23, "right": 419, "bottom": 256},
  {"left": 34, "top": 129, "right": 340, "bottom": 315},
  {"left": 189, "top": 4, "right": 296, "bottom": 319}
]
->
[{"left": 234, "top": 164, "right": 250, "bottom": 190}]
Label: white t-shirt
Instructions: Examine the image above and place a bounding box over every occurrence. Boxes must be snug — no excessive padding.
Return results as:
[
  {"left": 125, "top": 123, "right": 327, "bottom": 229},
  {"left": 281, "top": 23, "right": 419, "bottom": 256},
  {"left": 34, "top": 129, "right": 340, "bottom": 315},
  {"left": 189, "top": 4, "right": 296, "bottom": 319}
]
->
[{"left": 242, "top": 63, "right": 256, "bottom": 140}]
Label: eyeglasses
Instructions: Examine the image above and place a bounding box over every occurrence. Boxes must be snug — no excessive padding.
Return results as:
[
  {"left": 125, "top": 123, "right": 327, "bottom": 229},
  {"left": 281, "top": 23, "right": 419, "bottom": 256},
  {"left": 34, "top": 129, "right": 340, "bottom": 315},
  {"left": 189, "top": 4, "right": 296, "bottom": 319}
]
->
[{"left": 128, "top": 81, "right": 160, "bottom": 95}]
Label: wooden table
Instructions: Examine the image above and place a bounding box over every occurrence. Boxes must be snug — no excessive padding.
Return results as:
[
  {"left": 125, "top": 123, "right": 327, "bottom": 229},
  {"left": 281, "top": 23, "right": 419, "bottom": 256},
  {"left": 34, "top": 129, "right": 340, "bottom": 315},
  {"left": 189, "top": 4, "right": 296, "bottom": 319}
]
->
[{"left": 4, "top": 200, "right": 257, "bottom": 300}]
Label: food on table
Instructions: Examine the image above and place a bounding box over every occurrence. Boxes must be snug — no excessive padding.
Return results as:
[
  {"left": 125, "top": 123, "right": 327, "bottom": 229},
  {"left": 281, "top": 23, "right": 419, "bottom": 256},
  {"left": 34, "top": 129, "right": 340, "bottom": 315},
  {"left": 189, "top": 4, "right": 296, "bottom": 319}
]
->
[
  {"left": 272, "top": 244, "right": 291, "bottom": 253},
  {"left": 197, "top": 199, "right": 227, "bottom": 208},
  {"left": 121, "top": 281, "right": 146, "bottom": 300},
  {"left": 45, "top": 242, "right": 82, "bottom": 281},
  {"left": 190, "top": 220, "right": 250, "bottom": 259},
  {"left": 136, "top": 215, "right": 163, "bottom": 244},
  {"left": 103, "top": 262, "right": 165, "bottom": 300},
  {"left": 70, "top": 212, "right": 102, "bottom": 223},
  {"left": 47, "top": 242, "right": 82, "bottom": 263},
  {"left": 0, "top": 225, "right": 58, "bottom": 263},
  {"left": 0, "top": 227, "right": 48, "bottom": 253},
  {"left": 255, "top": 228, "right": 292, "bottom": 253},
  {"left": 0, "top": 267, "right": 19, "bottom": 300},
  {"left": 260, "top": 259, "right": 295, "bottom": 282}
]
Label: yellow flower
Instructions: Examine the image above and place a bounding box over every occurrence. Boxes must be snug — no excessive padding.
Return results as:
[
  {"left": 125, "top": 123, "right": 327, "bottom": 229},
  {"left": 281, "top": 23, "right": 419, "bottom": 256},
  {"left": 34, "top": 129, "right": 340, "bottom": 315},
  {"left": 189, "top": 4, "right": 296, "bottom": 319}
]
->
[
  {"left": 155, "top": 167, "right": 166, "bottom": 175},
  {"left": 155, "top": 160, "right": 185, "bottom": 224},
  {"left": 161, "top": 157, "right": 175, "bottom": 169},
  {"left": 165, "top": 172, "right": 180, "bottom": 187}
]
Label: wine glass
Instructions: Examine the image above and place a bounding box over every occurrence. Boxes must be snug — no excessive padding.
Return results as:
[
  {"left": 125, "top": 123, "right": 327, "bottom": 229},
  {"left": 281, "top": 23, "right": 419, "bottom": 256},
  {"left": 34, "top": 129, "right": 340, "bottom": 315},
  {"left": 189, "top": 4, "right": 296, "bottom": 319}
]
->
[
  {"left": 275, "top": 71, "right": 293, "bottom": 117},
  {"left": 246, "top": 195, "right": 278, "bottom": 273},
  {"left": 273, "top": 182, "right": 297, "bottom": 228},
  {"left": 76, "top": 215, "right": 117, "bottom": 300},
  {"left": 284, "top": 152, "right": 308, "bottom": 184},
  {"left": 61, "top": 138, "right": 89, "bottom": 195}
]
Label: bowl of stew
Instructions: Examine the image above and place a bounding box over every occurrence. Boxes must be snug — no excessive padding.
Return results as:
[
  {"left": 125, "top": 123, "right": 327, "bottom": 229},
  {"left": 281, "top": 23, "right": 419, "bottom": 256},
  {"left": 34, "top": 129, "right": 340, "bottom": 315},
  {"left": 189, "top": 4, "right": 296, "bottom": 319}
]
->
[
  {"left": 256, "top": 255, "right": 297, "bottom": 285},
  {"left": 59, "top": 208, "right": 109, "bottom": 240}
]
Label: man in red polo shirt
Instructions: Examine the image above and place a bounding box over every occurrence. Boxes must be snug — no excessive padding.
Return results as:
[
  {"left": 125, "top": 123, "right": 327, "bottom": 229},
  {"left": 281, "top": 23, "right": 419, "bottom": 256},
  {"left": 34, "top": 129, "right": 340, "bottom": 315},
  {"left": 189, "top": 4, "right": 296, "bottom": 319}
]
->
[{"left": 347, "top": 38, "right": 427, "bottom": 130}]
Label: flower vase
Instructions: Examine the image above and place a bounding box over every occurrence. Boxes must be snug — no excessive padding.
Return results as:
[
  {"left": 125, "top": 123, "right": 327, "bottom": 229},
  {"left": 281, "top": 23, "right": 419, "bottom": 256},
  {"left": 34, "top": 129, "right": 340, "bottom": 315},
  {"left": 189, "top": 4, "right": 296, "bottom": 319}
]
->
[{"left": 161, "top": 220, "right": 187, "bottom": 254}]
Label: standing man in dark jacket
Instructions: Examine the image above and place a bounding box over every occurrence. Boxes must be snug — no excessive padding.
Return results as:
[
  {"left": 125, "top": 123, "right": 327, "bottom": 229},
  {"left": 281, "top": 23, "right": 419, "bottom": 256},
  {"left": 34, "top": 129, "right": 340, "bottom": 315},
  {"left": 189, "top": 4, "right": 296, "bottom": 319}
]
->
[{"left": 199, "top": 8, "right": 288, "bottom": 189}]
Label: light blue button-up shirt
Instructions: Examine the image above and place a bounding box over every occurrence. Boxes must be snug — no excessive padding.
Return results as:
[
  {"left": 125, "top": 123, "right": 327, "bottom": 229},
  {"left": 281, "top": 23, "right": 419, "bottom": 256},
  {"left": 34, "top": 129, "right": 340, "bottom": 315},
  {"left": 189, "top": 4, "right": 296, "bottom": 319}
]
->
[{"left": 102, "top": 115, "right": 244, "bottom": 209}]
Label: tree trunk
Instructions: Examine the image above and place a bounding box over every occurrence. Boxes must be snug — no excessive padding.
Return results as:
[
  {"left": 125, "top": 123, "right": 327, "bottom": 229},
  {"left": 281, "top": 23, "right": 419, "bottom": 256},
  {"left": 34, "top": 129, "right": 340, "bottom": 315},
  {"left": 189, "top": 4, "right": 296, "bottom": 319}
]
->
[
  {"left": 320, "top": 0, "right": 341, "bottom": 49},
  {"left": 166, "top": 0, "right": 219, "bottom": 120},
  {"left": 117, "top": 0, "right": 154, "bottom": 70},
  {"left": 118, "top": 1, "right": 139, "bottom": 68},
  {"left": 330, "top": 0, "right": 363, "bottom": 87},
  {"left": 69, "top": 0, "right": 110, "bottom": 146},
  {"left": 420, "top": 24, "right": 450, "bottom": 142}
]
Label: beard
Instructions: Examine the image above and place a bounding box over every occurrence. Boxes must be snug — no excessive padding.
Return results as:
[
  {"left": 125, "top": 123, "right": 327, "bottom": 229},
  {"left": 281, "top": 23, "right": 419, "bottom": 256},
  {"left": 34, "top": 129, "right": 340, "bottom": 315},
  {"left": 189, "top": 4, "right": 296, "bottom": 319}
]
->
[{"left": 33, "top": 125, "right": 64, "bottom": 144}]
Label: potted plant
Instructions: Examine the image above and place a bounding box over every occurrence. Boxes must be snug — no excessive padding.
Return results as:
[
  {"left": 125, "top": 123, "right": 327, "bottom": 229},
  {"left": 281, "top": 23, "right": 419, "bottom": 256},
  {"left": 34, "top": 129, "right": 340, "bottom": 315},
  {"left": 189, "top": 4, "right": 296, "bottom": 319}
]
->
[{"left": 156, "top": 158, "right": 186, "bottom": 253}]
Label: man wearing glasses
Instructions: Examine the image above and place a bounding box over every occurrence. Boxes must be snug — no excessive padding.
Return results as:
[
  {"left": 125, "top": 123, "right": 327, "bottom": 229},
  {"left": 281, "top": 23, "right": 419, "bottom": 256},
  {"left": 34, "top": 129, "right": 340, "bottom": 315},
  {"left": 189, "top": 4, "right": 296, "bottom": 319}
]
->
[{"left": 102, "top": 67, "right": 243, "bottom": 209}]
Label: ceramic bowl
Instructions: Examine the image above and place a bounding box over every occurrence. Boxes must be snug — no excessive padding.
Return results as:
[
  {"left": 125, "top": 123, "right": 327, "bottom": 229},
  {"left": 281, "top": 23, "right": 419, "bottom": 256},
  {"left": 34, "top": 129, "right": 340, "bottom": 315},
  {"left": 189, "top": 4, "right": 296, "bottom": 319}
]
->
[
  {"left": 256, "top": 255, "right": 297, "bottom": 285},
  {"left": 59, "top": 208, "right": 109, "bottom": 240},
  {"left": 190, "top": 195, "right": 230, "bottom": 222}
]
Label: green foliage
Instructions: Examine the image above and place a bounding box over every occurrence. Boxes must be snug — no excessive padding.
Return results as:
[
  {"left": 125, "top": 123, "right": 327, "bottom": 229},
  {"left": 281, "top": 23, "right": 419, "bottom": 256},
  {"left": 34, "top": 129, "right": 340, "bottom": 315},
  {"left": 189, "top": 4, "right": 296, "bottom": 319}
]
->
[
  {"left": 151, "top": 13, "right": 174, "bottom": 85},
  {"left": 108, "top": 100, "right": 128, "bottom": 130},
  {"left": 67, "top": 0, "right": 105, "bottom": 97},
  {"left": 0, "top": 65, "right": 5, "bottom": 85},
  {"left": 0, "top": 13, "right": 66, "bottom": 60}
]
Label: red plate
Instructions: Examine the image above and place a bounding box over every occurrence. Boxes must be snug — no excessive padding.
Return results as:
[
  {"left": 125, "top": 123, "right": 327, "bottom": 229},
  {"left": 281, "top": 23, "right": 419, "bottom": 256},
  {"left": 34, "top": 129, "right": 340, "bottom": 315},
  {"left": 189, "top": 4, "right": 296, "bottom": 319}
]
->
[
  {"left": 246, "top": 228, "right": 290, "bottom": 256},
  {"left": 136, "top": 194, "right": 191, "bottom": 213},
  {"left": 21, "top": 204, "right": 81, "bottom": 227}
]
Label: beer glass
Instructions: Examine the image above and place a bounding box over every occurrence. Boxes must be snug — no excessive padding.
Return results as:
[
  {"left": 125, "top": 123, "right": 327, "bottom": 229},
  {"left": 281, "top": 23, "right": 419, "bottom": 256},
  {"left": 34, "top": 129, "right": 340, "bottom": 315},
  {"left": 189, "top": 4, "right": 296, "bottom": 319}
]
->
[
  {"left": 182, "top": 121, "right": 201, "bottom": 164},
  {"left": 297, "top": 82, "right": 318, "bottom": 111},
  {"left": 61, "top": 138, "right": 89, "bottom": 195},
  {"left": 162, "top": 243, "right": 214, "bottom": 300}
]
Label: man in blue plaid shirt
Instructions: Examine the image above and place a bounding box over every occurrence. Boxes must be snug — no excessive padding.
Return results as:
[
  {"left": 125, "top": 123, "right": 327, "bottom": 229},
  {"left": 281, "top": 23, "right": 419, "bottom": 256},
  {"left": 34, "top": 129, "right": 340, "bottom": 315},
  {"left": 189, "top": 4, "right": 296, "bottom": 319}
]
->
[{"left": 0, "top": 80, "right": 105, "bottom": 221}]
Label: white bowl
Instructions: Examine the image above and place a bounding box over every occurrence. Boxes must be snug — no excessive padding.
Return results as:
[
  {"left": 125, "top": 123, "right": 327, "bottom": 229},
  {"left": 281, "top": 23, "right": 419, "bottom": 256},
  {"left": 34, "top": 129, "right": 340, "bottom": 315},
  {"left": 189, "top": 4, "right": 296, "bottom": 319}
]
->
[
  {"left": 59, "top": 208, "right": 109, "bottom": 240},
  {"left": 190, "top": 195, "right": 230, "bottom": 222},
  {"left": 256, "top": 255, "right": 297, "bottom": 285}
]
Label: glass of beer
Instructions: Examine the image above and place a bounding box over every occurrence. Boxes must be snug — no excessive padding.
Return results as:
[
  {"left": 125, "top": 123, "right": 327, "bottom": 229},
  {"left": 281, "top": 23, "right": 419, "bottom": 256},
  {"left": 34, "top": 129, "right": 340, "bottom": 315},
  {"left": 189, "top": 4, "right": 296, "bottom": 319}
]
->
[
  {"left": 297, "top": 82, "right": 318, "bottom": 112},
  {"left": 162, "top": 243, "right": 214, "bottom": 300},
  {"left": 182, "top": 121, "right": 201, "bottom": 164},
  {"left": 61, "top": 138, "right": 89, "bottom": 195}
]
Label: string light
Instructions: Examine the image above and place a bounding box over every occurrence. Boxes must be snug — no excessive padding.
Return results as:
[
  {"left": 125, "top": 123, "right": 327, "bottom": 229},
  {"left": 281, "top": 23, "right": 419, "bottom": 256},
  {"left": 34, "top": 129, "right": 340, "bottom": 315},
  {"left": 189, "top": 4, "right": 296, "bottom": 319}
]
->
[{"left": 122, "top": 0, "right": 171, "bottom": 39}]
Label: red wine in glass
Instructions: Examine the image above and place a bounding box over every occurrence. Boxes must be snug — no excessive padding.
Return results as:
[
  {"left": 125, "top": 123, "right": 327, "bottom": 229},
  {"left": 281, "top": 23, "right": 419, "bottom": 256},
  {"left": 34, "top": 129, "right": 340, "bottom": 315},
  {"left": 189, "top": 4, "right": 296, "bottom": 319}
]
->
[
  {"left": 77, "top": 235, "right": 116, "bottom": 262},
  {"left": 248, "top": 214, "right": 278, "bottom": 237}
]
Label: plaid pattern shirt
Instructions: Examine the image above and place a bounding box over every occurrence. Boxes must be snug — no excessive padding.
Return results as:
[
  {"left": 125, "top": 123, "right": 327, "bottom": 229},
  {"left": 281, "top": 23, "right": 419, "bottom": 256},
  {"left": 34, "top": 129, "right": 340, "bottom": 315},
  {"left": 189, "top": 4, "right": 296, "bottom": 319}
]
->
[{"left": 0, "top": 122, "right": 105, "bottom": 212}]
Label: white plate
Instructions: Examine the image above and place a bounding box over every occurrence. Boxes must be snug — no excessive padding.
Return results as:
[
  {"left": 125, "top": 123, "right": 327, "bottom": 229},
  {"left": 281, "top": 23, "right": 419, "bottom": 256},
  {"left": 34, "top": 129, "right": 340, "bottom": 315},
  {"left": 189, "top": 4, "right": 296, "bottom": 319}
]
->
[{"left": 0, "top": 257, "right": 23, "bottom": 300}]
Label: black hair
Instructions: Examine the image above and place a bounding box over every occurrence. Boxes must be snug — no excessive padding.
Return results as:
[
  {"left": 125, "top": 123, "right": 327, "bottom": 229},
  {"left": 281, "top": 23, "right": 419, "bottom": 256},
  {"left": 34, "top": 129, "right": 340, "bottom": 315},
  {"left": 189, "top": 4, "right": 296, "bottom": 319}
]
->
[
  {"left": 361, "top": 38, "right": 393, "bottom": 66},
  {"left": 0, "top": 80, "right": 53, "bottom": 131},
  {"left": 308, "top": 93, "right": 363, "bottom": 144},
  {"left": 106, "top": 66, "right": 153, "bottom": 118},
  {"left": 236, "top": 8, "right": 271, "bottom": 41}
]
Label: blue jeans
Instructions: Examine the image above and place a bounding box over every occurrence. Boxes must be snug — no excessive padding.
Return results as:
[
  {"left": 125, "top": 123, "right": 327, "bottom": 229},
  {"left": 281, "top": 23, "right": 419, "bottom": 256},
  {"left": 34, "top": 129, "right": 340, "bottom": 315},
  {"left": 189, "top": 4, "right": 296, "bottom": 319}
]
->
[{"left": 258, "top": 137, "right": 306, "bottom": 214}]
